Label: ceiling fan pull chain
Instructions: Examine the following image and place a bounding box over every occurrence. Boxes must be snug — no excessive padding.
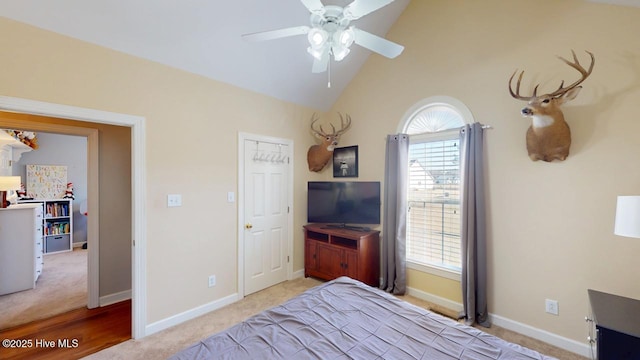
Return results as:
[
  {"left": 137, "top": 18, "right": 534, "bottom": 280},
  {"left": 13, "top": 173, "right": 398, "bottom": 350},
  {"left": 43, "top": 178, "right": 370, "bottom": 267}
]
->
[{"left": 327, "top": 58, "right": 331, "bottom": 88}]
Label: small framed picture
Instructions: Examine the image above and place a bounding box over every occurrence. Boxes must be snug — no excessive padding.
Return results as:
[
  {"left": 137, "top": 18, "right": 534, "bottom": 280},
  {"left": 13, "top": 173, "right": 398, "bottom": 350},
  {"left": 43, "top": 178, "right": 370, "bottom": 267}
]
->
[{"left": 333, "top": 145, "right": 358, "bottom": 178}]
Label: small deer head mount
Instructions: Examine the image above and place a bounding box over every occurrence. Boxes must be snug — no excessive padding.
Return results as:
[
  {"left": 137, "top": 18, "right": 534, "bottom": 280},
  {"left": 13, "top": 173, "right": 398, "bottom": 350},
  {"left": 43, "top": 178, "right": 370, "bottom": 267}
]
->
[
  {"left": 509, "top": 50, "right": 594, "bottom": 162},
  {"left": 307, "top": 113, "right": 352, "bottom": 172}
]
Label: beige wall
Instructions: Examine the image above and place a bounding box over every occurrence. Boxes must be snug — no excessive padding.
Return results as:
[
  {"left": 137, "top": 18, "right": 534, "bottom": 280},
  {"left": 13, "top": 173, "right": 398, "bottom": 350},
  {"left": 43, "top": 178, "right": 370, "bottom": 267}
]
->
[
  {"left": 0, "top": 17, "right": 320, "bottom": 323},
  {"left": 2, "top": 0, "right": 640, "bottom": 347},
  {"left": 333, "top": 0, "right": 640, "bottom": 343}
]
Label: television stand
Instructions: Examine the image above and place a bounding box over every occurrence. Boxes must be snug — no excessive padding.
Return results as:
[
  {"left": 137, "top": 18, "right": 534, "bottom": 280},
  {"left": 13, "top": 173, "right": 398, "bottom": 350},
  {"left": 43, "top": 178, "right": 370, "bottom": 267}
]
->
[
  {"left": 322, "top": 224, "right": 371, "bottom": 232},
  {"left": 304, "top": 224, "right": 380, "bottom": 287}
]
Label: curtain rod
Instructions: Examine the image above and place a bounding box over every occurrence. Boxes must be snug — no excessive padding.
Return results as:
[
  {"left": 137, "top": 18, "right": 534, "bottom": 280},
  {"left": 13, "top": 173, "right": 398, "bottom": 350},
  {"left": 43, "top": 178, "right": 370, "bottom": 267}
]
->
[
  {"left": 459, "top": 123, "right": 493, "bottom": 131},
  {"left": 390, "top": 123, "right": 493, "bottom": 139},
  {"left": 466, "top": 123, "right": 492, "bottom": 129}
]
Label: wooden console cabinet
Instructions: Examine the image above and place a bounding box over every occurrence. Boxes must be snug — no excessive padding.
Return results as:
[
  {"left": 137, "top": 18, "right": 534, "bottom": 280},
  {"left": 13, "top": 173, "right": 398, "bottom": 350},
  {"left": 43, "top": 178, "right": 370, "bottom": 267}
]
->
[{"left": 304, "top": 224, "right": 380, "bottom": 287}]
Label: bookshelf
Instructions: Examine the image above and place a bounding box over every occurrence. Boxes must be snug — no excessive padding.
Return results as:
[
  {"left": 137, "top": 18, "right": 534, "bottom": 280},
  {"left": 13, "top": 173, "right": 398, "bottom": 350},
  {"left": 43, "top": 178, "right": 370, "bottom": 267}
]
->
[{"left": 18, "top": 199, "right": 73, "bottom": 254}]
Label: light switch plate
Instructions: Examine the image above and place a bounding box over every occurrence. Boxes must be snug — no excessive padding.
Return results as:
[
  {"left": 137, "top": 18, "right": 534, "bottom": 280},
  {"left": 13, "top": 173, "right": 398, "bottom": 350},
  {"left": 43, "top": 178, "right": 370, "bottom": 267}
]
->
[{"left": 167, "top": 194, "right": 182, "bottom": 207}]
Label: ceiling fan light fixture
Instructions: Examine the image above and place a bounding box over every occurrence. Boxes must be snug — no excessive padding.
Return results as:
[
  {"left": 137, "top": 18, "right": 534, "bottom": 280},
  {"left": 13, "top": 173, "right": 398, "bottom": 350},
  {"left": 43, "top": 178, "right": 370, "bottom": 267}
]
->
[
  {"left": 332, "top": 45, "right": 350, "bottom": 61},
  {"left": 307, "top": 28, "right": 328, "bottom": 48},
  {"left": 307, "top": 45, "right": 327, "bottom": 60},
  {"left": 335, "top": 27, "right": 355, "bottom": 47},
  {"left": 242, "top": 0, "right": 404, "bottom": 75}
]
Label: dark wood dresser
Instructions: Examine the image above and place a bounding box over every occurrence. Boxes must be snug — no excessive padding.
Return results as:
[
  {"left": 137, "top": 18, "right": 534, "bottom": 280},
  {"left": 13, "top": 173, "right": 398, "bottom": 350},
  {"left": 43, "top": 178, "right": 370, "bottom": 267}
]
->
[{"left": 588, "top": 289, "right": 640, "bottom": 360}]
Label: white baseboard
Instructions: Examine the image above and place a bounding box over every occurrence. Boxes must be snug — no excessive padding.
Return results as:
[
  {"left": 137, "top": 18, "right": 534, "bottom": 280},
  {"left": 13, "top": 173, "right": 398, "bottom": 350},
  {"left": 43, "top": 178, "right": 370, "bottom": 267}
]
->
[
  {"left": 490, "top": 314, "right": 591, "bottom": 358},
  {"left": 406, "top": 286, "right": 590, "bottom": 358},
  {"left": 291, "top": 268, "right": 305, "bottom": 279},
  {"left": 145, "top": 293, "right": 239, "bottom": 337},
  {"left": 99, "top": 289, "right": 131, "bottom": 306},
  {"left": 146, "top": 273, "right": 306, "bottom": 337},
  {"left": 406, "top": 286, "right": 464, "bottom": 313}
]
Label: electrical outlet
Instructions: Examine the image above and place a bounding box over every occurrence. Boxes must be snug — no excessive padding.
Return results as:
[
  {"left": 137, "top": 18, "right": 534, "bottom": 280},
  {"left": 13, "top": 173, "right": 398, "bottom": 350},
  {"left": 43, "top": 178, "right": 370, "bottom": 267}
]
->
[
  {"left": 545, "top": 299, "right": 559, "bottom": 315},
  {"left": 208, "top": 275, "right": 216, "bottom": 288}
]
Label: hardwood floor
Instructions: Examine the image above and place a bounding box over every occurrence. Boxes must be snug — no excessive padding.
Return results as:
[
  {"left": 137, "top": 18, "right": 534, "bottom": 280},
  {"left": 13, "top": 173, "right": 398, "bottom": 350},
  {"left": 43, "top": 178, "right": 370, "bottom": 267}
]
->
[{"left": 0, "top": 300, "right": 131, "bottom": 360}]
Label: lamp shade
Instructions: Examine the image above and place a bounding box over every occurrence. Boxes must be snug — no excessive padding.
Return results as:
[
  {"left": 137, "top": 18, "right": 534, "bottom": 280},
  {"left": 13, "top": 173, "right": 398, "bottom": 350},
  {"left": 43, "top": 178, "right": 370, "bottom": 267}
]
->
[
  {"left": 614, "top": 196, "right": 640, "bottom": 239},
  {"left": 307, "top": 28, "right": 328, "bottom": 48},
  {"left": 0, "top": 176, "right": 21, "bottom": 191}
]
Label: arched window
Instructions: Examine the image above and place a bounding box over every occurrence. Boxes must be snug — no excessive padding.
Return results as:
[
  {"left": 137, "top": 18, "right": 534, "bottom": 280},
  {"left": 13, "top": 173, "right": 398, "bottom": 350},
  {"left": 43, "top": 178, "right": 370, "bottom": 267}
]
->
[
  {"left": 399, "top": 96, "right": 474, "bottom": 278},
  {"left": 399, "top": 96, "right": 472, "bottom": 135}
]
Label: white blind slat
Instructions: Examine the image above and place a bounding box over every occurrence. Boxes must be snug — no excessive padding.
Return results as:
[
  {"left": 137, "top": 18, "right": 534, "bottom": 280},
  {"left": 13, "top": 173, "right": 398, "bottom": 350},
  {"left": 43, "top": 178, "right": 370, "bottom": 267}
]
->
[{"left": 407, "top": 138, "right": 461, "bottom": 271}]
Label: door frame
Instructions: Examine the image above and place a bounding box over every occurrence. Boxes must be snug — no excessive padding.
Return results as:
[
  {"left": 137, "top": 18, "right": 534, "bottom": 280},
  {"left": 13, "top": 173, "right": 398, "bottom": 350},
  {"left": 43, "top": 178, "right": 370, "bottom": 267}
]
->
[
  {"left": 0, "top": 96, "right": 147, "bottom": 339},
  {"left": 237, "top": 132, "right": 293, "bottom": 299},
  {"left": 0, "top": 115, "right": 99, "bottom": 306}
]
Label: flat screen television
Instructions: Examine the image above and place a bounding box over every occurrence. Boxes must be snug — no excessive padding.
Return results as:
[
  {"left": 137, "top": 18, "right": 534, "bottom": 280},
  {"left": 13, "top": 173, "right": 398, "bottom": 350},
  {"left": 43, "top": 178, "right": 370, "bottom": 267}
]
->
[{"left": 307, "top": 181, "right": 381, "bottom": 228}]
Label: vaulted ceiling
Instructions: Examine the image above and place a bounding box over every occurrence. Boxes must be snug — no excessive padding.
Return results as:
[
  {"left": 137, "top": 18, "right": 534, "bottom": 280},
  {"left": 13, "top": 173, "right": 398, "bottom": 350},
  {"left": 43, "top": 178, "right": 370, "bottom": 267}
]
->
[
  {"left": 0, "top": 0, "right": 410, "bottom": 111},
  {"left": 3, "top": 0, "right": 639, "bottom": 111}
]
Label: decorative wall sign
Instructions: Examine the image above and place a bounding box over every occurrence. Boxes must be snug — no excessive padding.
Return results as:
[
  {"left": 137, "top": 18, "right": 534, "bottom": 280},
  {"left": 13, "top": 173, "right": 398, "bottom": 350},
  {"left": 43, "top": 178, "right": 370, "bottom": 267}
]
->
[
  {"left": 333, "top": 145, "right": 358, "bottom": 178},
  {"left": 26, "top": 164, "right": 68, "bottom": 199}
]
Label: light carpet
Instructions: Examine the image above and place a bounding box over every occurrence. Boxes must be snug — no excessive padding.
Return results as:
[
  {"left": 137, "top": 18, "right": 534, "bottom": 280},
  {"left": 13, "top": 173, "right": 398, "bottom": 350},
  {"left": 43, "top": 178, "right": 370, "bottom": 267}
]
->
[
  {"left": 83, "top": 277, "right": 587, "bottom": 360},
  {"left": 0, "top": 248, "right": 87, "bottom": 330}
]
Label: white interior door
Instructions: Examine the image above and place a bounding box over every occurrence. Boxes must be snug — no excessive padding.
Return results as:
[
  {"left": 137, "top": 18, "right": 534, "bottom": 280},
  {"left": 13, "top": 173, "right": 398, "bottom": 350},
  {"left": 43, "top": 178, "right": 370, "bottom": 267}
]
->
[{"left": 243, "top": 138, "right": 290, "bottom": 295}]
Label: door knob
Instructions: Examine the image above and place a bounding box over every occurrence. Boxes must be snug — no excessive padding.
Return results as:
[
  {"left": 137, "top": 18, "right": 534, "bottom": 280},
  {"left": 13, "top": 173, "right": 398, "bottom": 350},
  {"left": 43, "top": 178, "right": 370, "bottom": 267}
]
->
[{"left": 245, "top": 223, "right": 253, "bottom": 229}]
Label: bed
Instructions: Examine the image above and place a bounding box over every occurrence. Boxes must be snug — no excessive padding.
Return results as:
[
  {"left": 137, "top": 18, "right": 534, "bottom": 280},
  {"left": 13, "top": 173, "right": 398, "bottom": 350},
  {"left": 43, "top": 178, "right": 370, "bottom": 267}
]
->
[{"left": 169, "top": 277, "right": 556, "bottom": 359}]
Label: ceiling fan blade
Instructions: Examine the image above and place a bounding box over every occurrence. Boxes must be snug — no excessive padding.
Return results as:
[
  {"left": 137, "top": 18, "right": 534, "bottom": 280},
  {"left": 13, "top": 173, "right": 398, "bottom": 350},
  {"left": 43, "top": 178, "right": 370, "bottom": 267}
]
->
[
  {"left": 352, "top": 27, "right": 404, "bottom": 58},
  {"left": 312, "top": 50, "right": 330, "bottom": 73},
  {"left": 344, "top": 0, "right": 394, "bottom": 20},
  {"left": 300, "top": 0, "right": 326, "bottom": 15},
  {"left": 242, "top": 26, "right": 309, "bottom": 42}
]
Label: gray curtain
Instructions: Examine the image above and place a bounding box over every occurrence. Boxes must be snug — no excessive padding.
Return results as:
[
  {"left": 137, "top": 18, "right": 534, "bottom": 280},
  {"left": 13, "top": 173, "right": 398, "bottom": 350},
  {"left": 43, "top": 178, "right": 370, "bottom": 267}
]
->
[
  {"left": 459, "top": 123, "right": 490, "bottom": 327},
  {"left": 380, "top": 134, "right": 409, "bottom": 295}
]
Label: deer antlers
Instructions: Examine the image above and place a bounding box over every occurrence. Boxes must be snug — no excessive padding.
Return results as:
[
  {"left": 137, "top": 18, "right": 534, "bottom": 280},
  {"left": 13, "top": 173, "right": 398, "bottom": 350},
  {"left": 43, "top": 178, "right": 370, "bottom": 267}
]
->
[
  {"left": 310, "top": 113, "right": 352, "bottom": 138},
  {"left": 307, "top": 113, "right": 352, "bottom": 172},
  {"left": 507, "top": 50, "right": 595, "bottom": 162},
  {"left": 509, "top": 50, "right": 595, "bottom": 100}
]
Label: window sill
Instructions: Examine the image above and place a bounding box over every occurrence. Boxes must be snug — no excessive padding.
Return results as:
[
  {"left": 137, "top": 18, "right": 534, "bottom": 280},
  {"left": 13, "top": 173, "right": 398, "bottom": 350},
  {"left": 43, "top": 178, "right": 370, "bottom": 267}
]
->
[{"left": 407, "top": 261, "right": 461, "bottom": 282}]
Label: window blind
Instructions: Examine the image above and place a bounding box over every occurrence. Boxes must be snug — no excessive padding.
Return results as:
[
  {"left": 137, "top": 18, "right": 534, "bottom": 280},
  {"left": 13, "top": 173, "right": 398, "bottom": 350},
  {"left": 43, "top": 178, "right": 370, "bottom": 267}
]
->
[{"left": 406, "top": 139, "right": 461, "bottom": 271}]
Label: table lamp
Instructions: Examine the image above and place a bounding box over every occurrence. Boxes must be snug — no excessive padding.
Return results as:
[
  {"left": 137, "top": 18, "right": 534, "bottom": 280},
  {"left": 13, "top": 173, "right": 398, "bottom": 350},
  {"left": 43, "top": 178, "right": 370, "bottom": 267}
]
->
[
  {"left": 0, "top": 176, "right": 21, "bottom": 208},
  {"left": 614, "top": 196, "right": 640, "bottom": 239}
]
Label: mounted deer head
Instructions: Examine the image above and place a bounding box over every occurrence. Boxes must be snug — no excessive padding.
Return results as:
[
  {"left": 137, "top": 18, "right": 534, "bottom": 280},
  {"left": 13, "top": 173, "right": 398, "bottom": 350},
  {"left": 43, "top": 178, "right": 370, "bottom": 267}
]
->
[
  {"left": 307, "top": 113, "right": 352, "bottom": 172},
  {"left": 509, "top": 50, "right": 595, "bottom": 162}
]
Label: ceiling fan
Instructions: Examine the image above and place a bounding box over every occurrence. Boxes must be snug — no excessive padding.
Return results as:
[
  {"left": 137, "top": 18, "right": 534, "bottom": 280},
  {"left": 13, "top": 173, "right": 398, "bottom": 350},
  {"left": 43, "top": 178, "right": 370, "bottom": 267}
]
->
[{"left": 242, "top": 0, "right": 405, "bottom": 74}]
